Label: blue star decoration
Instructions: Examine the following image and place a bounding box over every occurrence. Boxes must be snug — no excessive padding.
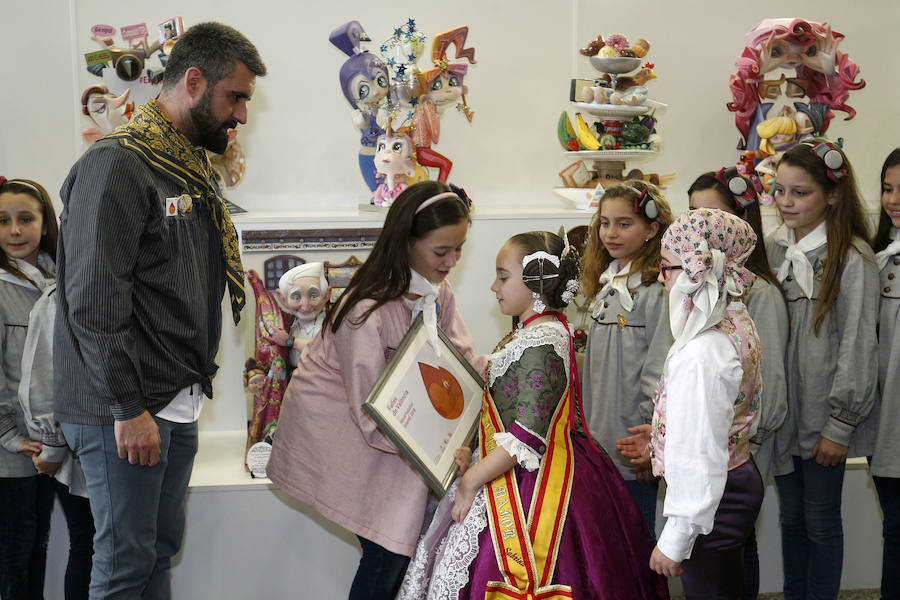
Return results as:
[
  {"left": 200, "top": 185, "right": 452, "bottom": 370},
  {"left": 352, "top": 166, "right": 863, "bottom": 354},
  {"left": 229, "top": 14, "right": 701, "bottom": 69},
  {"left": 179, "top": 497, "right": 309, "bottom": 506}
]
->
[
  {"left": 380, "top": 44, "right": 388, "bottom": 53},
  {"left": 407, "top": 111, "right": 415, "bottom": 121},
  {"left": 387, "top": 57, "right": 396, "bottom": 67},
  {"left": 408, "top": 53, "right": 416, "bottom": 62},
  {"left": 394, "top": 27, "right": 403, "bottom": 37},
  {"left": 396, "top": 65, "right": 407, "bottom": 75},
  {"left": 410, "top": 98, "right": 419, "bottom": 106},
  {"left": 407, "top": 18, "right": 416, "bottom": 31}
]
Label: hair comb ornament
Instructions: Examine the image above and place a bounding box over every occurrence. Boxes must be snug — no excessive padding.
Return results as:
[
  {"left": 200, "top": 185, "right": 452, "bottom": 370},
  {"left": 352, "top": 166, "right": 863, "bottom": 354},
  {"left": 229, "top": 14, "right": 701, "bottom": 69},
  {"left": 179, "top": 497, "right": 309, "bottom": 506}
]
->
[
  {"left": 628, "top": 186, "right": 666, "bottom": 225},
  {"left": 808, "top": 140, "right": 849, "bottom": 182},
  {"left": 715, "top": 167, "right": 757, "bottom": 208}
]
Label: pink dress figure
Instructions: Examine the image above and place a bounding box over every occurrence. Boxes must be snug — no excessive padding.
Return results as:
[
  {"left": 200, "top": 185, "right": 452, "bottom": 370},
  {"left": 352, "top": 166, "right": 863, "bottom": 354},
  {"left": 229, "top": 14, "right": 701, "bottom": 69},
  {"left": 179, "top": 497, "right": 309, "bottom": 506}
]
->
[
  {"left": 411, "top": 26, "right": 476, "bottom": 183},
  {"left": 245, "top": 270, "right": 290, "bottom": 446},
  {"left": 373, "top": 127, "right": 422, "bottom": 207}
]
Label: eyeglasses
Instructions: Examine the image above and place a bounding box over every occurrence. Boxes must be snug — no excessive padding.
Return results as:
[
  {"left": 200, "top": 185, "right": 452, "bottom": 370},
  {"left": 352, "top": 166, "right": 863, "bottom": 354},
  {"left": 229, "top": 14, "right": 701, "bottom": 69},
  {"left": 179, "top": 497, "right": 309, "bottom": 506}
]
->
[
  {"left": 659, "top": 264, "right": 683, "bottom": 279},
  {"left": 757, "top": 74, "right": 809, "bottom": 101}
]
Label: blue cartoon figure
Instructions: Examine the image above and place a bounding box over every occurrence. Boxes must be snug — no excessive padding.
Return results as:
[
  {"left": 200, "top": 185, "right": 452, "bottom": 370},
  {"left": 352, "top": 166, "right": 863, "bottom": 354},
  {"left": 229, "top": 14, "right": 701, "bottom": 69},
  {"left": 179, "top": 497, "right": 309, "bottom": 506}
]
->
[{"left": 329, "top": 20, "right": 390, "bottom": 192}]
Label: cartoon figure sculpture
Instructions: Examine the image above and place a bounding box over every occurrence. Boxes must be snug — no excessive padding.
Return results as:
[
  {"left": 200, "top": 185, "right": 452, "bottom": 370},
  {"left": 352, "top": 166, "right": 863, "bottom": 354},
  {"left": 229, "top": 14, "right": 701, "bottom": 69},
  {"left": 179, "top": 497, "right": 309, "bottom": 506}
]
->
[
  {"left": 87, "top": 31, "right": 161, "bottom": 82},
  {"left": 728, "top": 18, "right": 864, "bottom": 159},
  {"left": 80, "top": 84, "right": 134, "bottom": 145},
  {"left": 244, "top": 359, "right": 267, "bottom": 393},
  {"left": 372, "top": 122, "right": 426, "bottom": 207},
  {"left": 245, "top": 270, "right": 290, "bottom": 447},
  {"left": 271, "top": 263, "right": 332, "bottom": 367},
  {"left": 330, "top": 20, "right": 391, "bottom": 193},
  {"left": 81, "top": 19, "right": 249, "bottom": 191},
  {"left": 411, "top": 26, "right": 476, "bottom": 182}
]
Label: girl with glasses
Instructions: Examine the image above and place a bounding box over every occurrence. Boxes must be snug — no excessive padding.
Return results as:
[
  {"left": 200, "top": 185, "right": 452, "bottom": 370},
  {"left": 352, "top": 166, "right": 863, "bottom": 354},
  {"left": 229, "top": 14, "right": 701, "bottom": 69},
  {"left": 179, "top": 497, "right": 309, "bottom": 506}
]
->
[{"left": 618, "top": 208, "right": 764, "bottom": 598}]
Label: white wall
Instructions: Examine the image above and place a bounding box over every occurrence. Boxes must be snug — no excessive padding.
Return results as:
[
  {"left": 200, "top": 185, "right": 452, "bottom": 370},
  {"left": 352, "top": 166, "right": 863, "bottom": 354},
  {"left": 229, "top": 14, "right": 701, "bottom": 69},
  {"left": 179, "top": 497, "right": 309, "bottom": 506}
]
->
[{"left": 5, "top": 1, "right": 897, "bottom": 213}]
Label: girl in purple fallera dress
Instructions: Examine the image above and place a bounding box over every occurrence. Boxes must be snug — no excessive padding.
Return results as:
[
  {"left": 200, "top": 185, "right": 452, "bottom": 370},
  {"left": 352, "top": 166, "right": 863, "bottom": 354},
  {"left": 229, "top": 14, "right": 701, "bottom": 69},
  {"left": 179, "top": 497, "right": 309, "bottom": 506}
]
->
[{"left": 400, "top": 230, "right": 667, "bottom": 600}]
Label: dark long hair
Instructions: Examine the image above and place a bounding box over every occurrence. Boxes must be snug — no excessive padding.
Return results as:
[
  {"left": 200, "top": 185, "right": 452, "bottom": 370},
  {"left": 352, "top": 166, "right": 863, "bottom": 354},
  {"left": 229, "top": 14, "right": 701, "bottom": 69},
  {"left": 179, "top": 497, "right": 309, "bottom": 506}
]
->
[
  {"left": 778, "top": 140, "right": 870, "bottom": 335},
  {"left": 0, "top": 178, "right": 58, "bottom": 284},
  {"left": 324, "top": 180, "right": 471, "bottom": 334},
  {"left": 687, "top": 171, "right": 781, "bottom": 289},
  {"left": 873, "top": 148, "right": 900, "bottom": 252}
]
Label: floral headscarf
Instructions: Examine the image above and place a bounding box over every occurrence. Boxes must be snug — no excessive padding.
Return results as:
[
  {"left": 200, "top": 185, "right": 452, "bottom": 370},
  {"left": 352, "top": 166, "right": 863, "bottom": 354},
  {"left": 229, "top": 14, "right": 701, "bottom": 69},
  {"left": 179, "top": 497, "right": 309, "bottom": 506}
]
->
[{"left": 662, "top": 208, "right": 757, "bottom": 356}]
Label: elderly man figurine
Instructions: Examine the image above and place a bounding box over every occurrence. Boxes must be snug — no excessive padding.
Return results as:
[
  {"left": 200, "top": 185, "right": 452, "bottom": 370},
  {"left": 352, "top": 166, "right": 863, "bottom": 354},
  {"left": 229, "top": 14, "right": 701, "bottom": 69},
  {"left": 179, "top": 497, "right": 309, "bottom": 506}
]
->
[{"left": 271, "top": 262, "right": 332, "bottom": 366}]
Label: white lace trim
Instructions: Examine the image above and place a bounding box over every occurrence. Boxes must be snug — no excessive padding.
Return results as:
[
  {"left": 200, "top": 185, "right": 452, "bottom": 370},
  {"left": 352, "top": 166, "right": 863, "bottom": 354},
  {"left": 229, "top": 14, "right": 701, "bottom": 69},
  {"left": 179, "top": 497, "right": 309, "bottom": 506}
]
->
[
  {"left": 399, "top": 478, "right": 489, "bottom": 600},
  {"left": 493, "top": 432, "right": 541, "bottom": 471},
  {"left": 488, "top": 320, "right": 570, "bottom": 387}
]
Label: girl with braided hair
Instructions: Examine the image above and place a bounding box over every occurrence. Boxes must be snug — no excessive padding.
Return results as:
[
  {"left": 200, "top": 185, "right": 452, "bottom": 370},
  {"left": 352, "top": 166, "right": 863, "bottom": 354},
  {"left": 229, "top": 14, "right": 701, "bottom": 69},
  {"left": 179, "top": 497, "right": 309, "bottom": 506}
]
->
[{"left": 400, "top": 230, "right": 666, "bottom": 600}]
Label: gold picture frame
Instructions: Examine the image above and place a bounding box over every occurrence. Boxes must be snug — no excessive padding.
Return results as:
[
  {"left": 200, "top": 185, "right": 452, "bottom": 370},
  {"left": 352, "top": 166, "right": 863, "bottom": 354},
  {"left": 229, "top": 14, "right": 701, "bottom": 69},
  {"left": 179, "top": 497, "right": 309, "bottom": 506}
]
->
[{"left": 363, "top": 314, "right": 484, "bottom": 496}]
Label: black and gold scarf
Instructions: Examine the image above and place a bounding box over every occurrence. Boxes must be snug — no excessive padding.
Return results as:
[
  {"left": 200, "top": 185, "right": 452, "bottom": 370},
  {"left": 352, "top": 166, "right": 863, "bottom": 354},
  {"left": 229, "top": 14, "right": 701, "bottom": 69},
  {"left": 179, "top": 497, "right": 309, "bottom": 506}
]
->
[{"left": 107, "top": 99, "right": 245, "bottom": 324}]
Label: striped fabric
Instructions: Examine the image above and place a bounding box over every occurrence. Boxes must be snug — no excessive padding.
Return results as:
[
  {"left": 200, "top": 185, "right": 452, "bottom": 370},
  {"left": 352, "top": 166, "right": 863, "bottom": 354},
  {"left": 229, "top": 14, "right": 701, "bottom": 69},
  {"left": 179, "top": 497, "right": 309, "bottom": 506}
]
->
[{"left": 53, "top": 138, "right": 226, "bottom": 425}]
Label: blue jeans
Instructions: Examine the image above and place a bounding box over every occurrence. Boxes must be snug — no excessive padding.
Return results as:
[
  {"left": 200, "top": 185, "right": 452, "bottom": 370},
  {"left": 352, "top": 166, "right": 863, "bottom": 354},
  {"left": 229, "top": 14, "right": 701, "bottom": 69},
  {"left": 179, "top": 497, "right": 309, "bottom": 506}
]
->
[
  {"left": 62, "top": 418, "right": 197, "bottom": 600},
  {"left": 775, "top": 456, "right": 845, "bottom": 600},
  {"left": 0, "top": 474, "right": 55, "bottom": 600},
  {"left": 873, "top": 475, "right": 900, "bottom": 600},
  {"left": 53, "top": 478, "right": 95, "bottom": 600},
  {"left": 624, "top": 478, "right": 659, "bottom": 539},
  {"left": 348, "top": 536, "right": 410, "bottom": 600}
]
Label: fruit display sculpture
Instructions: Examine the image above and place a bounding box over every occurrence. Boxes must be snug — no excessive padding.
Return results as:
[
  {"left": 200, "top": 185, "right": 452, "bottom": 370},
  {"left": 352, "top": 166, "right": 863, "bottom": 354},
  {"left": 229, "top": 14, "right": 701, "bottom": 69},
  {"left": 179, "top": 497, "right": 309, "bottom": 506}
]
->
[{"left": 555, "top": 33, "right": 670, "bottom": 211}]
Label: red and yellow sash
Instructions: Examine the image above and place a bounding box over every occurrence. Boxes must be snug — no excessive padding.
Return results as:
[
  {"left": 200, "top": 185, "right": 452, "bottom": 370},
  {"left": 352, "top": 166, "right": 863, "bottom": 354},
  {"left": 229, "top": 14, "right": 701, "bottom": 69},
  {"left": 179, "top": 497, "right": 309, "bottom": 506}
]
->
[{"left": 480, "top": 382, "right": 575, "bottom": 599}]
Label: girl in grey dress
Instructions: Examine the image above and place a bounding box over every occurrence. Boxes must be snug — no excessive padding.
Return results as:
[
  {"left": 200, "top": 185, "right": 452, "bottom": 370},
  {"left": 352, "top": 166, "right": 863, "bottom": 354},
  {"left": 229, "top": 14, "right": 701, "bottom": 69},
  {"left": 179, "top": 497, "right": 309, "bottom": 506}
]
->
[
  {"left": 869, "top": 147, "right": 900, "bottom": 600},
  {"left": 579, "top": 181, "right": 673, "bottom": 536},
  {"left": 688, "top": 168, "right": 788, "bottom": 600},
  {"left": 767, "top": 140, "right": 878, "bottom": 600}
]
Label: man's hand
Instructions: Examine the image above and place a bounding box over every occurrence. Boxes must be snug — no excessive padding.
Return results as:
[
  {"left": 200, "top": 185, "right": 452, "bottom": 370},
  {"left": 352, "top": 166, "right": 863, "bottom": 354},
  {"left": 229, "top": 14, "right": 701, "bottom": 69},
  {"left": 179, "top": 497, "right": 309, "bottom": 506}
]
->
[{"left": 114, "top": 411, "right": 162, "bottom": 466}]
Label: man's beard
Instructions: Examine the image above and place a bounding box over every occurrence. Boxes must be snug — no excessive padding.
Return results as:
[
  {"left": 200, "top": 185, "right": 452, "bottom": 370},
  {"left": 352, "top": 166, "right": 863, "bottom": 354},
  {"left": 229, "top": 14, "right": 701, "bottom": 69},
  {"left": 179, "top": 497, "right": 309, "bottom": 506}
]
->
[{"left": 189, "top": 92, "right": 236, "bottom": 154}]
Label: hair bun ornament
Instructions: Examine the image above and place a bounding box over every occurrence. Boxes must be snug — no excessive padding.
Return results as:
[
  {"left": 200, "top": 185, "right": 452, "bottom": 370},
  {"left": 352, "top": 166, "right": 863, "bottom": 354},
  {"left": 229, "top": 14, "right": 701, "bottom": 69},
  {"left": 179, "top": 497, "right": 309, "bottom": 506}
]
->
[
  {"left": 561, "top": 278, "right": 579, "bottom": 304},
  {"left": 715, "top": 167, "right": 756, "bottom": 208},
  {"left": 522, "top": 251, "right": 560, "bottom": 269},
  {"left": 808, "top": 141, "right": 849, "bottom": 182}
]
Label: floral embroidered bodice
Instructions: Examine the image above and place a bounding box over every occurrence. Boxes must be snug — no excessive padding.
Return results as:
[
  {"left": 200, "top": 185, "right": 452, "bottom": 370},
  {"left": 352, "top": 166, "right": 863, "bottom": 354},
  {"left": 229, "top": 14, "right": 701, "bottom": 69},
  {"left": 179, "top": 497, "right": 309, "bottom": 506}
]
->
[
  {"left": 651, "top": 306, "right": 761, "bottom": 476},
  {"left": 487, "top": 320, "right": 570, "bottom": 437}
]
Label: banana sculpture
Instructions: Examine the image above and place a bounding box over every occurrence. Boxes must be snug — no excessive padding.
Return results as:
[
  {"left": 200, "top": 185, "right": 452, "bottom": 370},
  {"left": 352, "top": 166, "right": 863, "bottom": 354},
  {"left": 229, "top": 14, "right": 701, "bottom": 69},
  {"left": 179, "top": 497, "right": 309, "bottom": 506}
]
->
[
  {"left": 557, "top": 111, "right": 579, "bottom": 151},
  {"left": 574, "top": 112, "right": 600, "bottom": 151}
]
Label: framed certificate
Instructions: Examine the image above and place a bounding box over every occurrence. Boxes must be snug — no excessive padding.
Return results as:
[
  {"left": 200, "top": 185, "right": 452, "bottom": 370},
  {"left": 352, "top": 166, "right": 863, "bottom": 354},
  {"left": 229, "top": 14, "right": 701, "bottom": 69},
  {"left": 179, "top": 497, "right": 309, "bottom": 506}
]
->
[{"left": 363, "top": 314, "right": 484, "bottom": 496}]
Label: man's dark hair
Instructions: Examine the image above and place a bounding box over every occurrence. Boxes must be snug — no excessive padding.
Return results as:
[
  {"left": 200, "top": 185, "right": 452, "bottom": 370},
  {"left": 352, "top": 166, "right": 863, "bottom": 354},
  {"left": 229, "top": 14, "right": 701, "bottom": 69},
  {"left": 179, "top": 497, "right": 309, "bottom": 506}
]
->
[{"left": 162, "top": 22, "right": 266, "bottom": 90}]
